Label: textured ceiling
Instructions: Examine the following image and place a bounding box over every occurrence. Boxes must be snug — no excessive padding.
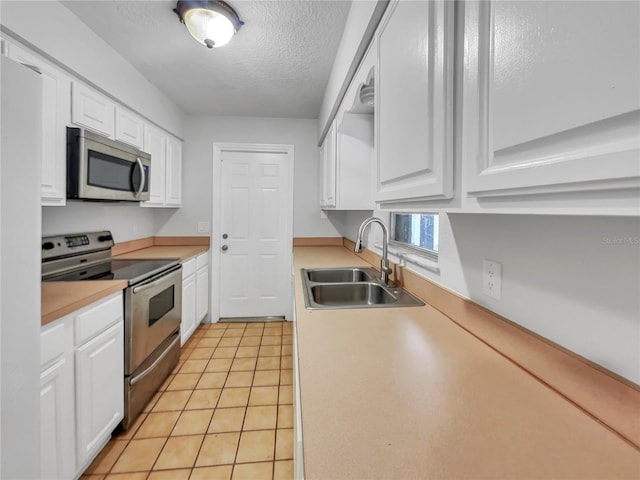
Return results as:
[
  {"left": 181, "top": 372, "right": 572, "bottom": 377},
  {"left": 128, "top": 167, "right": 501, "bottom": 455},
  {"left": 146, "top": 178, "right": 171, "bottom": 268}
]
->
[{"left": 61, "top": 0, "right": 351, "bottom": 118}]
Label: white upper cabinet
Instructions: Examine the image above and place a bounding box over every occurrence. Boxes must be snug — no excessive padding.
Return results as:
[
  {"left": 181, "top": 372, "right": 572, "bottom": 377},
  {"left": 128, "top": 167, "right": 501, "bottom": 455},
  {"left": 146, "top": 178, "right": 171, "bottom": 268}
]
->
[
  {"left": 319, "top": 120, "right": 337, "bottom": 209},
  {"left": 71, "top": 81, "right": 115, "bottom": 138},
  {"left": 142, "top": 125, "right": 183, "bottom": 208},
  {"left": 115, "top": 106, "right": 144, "bottom": 150},
  {"left": 462, "top": 1, "right": 640, "bottom": 206},
  {"left": 8, "top": 42, "right": 70, "bottom": 206},
  {"left": 165, "top": 135, "right": 183, "bottom": 207},
  {"left": 329, "top": 38, "right": 376, "bottom": 211},
  {"left": 375, "top": 0, "right": 455, "bottom": 207},
  {"left": 142, "top": 123, "right": 167, "bottom": 206}
]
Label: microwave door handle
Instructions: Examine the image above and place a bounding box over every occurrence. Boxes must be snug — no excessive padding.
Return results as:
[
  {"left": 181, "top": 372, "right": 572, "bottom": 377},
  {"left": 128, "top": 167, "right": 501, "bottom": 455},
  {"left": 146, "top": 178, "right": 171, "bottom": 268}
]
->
[{"left": 134, "top": 157, "right": 146, "bottom": 198}]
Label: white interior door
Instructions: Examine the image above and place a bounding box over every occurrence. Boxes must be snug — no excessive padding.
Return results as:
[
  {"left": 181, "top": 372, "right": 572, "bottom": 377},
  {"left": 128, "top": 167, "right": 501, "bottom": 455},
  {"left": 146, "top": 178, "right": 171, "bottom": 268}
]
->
[{"left": 217, "top": 144, "right": 293, "bottom": 319}]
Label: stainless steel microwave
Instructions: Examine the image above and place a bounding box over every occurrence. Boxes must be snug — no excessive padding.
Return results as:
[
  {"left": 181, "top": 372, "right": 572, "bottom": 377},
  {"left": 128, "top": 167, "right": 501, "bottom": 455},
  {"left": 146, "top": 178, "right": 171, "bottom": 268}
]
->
[{"left": 67, "top": 127, "right": 151, "bottom": 202}]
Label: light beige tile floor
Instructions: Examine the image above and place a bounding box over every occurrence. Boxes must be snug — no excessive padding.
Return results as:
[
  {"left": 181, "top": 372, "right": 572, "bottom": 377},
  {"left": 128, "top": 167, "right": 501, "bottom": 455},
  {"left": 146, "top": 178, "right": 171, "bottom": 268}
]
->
[{"left": 81, "top": 321, "right": 294, "bottom": 480}]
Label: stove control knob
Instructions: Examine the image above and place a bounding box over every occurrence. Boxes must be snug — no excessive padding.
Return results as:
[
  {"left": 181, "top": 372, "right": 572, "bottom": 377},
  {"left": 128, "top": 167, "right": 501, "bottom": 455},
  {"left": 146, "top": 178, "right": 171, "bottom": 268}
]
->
[
  {"left": 42, "top": 242, "right": 55, "bottom": 250},
  {"left": 98, "top": 234, "right": 113, "bottom": 242}
]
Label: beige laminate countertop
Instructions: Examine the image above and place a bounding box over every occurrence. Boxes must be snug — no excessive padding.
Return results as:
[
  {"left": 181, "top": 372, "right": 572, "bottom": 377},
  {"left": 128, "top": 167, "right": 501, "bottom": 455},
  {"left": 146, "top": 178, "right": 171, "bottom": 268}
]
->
[
  {"left": 42, "top": 281, "right": 127, "bottom": 326},
  {"left": 293, "top": 246, "right": 640, "bottom": 479},
  {"left": 42, "top": 244, "right": 208, "bottom": 326},
  {"left": 113, "top": 245, "right": 208, "bottom": 261}
]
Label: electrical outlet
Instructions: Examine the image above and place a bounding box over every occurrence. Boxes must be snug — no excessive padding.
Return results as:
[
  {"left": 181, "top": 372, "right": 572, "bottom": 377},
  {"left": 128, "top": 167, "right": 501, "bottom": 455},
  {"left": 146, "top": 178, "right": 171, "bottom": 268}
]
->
[
  {"left": 483, "top": 259, "right": 502, "bottom": 300},
  {"left": 320, "top": 210, "right": 328, "bottom": 220},
  {"left": 197, "top": 221, "right": 210, "bottom": 233}
]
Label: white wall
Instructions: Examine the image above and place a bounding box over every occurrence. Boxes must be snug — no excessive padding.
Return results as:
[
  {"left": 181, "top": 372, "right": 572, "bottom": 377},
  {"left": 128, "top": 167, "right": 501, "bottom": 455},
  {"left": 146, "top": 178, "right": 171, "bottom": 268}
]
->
[
  {"left": 336, "top": 211, "right": 640, "bottom": 384},
  {"left": 42, "top": 203, "right": 156, "bottom": 243},
  {"left": 154, "top": 116, "right": 340, "bottom": 239},
  {"left": 0, "top": 0, "right": 185, "bottom": 137}
]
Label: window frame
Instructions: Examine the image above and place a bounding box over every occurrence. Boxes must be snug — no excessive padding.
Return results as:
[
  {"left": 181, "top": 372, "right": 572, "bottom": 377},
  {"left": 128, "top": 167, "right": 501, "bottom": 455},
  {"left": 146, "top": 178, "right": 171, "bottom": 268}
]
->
[{"left": 389, "top": 212, "right": 439, "bottom": 260}]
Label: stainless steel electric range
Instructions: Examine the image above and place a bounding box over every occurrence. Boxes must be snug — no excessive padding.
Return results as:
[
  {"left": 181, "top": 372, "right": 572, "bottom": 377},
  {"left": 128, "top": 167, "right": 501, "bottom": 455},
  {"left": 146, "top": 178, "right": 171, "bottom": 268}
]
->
[{"left": 42, "top": 231, "right": 182, "bottom": 429}]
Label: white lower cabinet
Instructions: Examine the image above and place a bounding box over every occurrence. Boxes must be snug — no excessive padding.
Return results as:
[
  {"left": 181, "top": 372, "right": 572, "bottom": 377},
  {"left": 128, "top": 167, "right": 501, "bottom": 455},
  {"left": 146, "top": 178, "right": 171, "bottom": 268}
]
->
[
  {"left": 75, "top": 322, "right": 124, "bottom": 469},
  {"left": 40, "top": 318, "right": 75, "bottom": 480},
  {"left": 181, "top": 258, "right": 197, "bottom": 346},
  {"left": 181, "top": 252, "right": 210, "bottom": 345},
  {"left": 40, "top": 292, "right": 124, "bottom": 479},
  {"left": 196, "top": 252, "right": 210, "bottom": 322}
]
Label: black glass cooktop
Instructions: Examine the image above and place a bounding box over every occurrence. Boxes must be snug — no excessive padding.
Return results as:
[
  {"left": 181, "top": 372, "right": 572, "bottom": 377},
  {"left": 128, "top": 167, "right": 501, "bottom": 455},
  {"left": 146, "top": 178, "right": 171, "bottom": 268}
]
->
[{"left": 45, "top": 258, "right": 180, "bottom": 286}]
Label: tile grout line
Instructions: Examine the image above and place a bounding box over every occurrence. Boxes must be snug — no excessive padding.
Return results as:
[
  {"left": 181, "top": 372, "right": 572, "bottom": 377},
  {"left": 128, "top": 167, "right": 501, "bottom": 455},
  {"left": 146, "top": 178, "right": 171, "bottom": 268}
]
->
[
  {"left": 145, "top": 325, "right": 228, "bottom": 476},
  {"left": 82, "top": 322, "right": 295, "bottom": 479}
]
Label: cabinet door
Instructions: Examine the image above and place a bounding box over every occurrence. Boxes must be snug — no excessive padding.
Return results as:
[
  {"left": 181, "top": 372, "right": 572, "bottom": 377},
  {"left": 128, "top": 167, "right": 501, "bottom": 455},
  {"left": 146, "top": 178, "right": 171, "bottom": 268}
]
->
[
  {"left": 75, "top": 322, "right": 124, "bottom": 468},
  {"left": 71, "top": 82, "right": 115, "bottom": 138},
  {"left": 462, "top": 1, "right": 640, "bottom": 199},
  {"left": 40, "top": 317, "right": 75, "bottom": 480},
  {"left": 40, "top": 356, "right": 75, "bottom": 480},
  {"left": 142, "top": 123, "right": 167, "bottom": 206},
  {"left": 181, "top": 273, "right": 197, "bottom": 346},
  {"left": 320, "top": 120, "right": 337, "bottom": 209},
  {"left": 375, "top": 0, "right": 454, "bottom": 205},
  {"left": 197, "top": 264, "right": 209, "bottom": 322},
  {"left": 9, "top": 44, "right": 70, "bottom": 206},
  {"left": 165, "top": 135, "right": 183, "bottom": 207},
  {"left": 115, "top": 106, "right": 144, "bottom": 149}
]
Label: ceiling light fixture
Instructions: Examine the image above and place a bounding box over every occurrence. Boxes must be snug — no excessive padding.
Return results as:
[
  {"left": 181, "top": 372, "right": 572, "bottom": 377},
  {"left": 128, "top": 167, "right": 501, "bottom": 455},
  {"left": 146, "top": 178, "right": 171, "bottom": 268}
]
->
[{"left": 173, "top": 0, "right": 244, "bottom": 49}]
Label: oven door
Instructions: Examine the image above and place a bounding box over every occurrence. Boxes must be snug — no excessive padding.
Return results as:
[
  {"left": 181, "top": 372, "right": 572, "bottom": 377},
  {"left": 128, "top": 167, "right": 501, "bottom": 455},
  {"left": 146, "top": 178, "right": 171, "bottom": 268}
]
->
[{"left": 124, "top": 265, "right": 182, "bottom": 375}]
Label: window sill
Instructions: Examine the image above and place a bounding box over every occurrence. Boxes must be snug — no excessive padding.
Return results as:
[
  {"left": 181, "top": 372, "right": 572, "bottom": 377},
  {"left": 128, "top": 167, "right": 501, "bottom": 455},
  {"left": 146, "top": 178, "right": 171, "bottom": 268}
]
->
[{"left": 372, "top": 243, "right": 440, "bottom": 275}]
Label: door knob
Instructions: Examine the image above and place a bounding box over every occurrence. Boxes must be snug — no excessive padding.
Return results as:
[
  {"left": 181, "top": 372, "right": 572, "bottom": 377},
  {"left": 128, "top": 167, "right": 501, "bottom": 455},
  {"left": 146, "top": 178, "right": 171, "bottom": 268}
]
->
[{"left": 221, "top": 245, "right": 229, "bottom": 251}]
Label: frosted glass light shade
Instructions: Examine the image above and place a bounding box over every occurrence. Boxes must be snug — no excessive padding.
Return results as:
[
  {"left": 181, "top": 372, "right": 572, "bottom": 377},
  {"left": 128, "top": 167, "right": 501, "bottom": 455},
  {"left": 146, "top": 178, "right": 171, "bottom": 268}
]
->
[
  {"left": 174, "top": 1, "right": 244, "bottom": 49},
  {"left": 184, "top": 8, "right": 235, "bottom": 48}
]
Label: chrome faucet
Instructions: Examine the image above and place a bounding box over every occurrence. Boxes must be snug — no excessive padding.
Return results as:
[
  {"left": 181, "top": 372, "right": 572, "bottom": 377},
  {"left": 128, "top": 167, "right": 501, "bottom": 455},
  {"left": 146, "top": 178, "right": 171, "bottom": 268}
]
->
[{"left": 354, "top": 217, "right": 392, "bottom": 284}]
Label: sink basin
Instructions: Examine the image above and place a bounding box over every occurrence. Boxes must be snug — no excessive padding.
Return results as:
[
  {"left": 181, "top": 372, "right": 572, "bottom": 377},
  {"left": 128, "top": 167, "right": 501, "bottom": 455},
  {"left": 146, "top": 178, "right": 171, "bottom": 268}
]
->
[
  {"left": 310, "top": 283, "right": 397, "bottom": 307},
  {"left": 305, "top": 267, "right": 374, "bottom": 283},
  {"left": 300, "top": 267, "right": 424, "bottom": 310}
]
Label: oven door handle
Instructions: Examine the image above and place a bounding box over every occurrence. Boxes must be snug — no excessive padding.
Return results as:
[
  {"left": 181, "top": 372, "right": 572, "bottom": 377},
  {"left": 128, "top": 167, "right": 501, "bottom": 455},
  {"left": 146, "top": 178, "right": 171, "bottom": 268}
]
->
[
  {"left": 132, "top": 264, "right": 181, "bottom": 294},
  {"left": 130, "top": 334, "right": 180, "bottom": 386}
]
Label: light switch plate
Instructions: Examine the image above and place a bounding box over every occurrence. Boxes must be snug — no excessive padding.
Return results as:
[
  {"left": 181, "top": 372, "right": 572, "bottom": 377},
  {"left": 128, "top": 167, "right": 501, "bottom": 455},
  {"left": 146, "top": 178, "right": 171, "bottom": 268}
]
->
[{"left": 197, "top": 221, "right": 210, "bottom": 233}]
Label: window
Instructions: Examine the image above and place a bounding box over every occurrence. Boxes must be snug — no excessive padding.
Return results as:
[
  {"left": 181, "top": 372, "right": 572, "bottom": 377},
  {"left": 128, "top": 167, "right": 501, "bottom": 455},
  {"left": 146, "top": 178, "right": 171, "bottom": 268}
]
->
[{"left": 391, "top": 213, "right": 439, "bottom": 255}]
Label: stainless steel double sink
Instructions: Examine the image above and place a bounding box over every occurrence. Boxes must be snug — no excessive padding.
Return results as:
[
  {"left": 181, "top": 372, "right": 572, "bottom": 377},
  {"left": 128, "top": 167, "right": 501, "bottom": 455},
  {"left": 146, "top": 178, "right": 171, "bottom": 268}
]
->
[{"left": 301, "top": 267, "right": 424, "bottom": 310}]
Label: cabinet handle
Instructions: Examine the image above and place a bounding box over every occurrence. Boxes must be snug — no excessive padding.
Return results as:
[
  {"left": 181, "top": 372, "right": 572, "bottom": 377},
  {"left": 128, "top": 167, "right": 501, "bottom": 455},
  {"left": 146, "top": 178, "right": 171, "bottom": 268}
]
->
[
  {"left": 130, "top": 335, "right": 180, "bottom": 386},
  {"left": 221, "top": 245, "right": 229, "bottom": 251},
  {"left": 132, "top": 264, "right": 181, "bottom": 294}
]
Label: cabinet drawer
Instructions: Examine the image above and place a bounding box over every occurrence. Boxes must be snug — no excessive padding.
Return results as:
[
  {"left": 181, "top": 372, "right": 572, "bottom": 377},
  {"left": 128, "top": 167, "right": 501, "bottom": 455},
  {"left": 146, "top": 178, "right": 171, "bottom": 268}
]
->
[
  {"left": 41, "top": 319, "right": 70, "bottom": 368},
  {"left": 74, "top": 293, "right": 123, "bottom": 345},
  {"left": 196, "top": 252, "right": 209, "bottom": 270},
  {"left": 183, "top": 258, "right": 196, "bottom": 278}
]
